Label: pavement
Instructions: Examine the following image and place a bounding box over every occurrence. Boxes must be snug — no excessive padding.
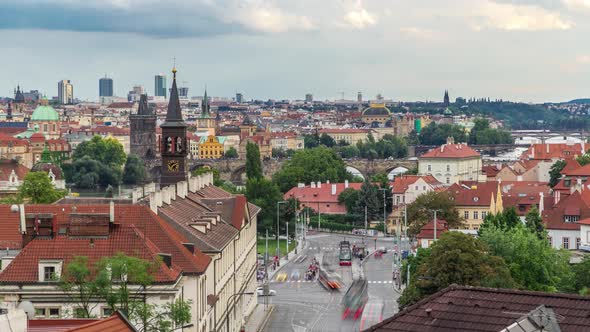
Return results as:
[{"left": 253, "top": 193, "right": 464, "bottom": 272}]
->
[
  {"left": 244, "top": 304, "right": 274, "bottom": 332},
  {"left": 261, "top": 232, "right": 401, "bottom": 332}
]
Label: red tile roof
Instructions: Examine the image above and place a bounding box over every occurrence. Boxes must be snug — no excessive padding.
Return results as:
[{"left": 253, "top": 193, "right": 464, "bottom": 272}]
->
[
  {"left": 0, "top": 204, "right": 210, "bottom": 283},
  {"left": 365, "top": 285, "right": 590, "bottom": 332},
  {"left": 29, "top": 319, "right": 100, "bottom": 332},
  {"left": 542, "top": 190, "right": 590, "bottom": 230},
  {"left": 565, "top": 163, "right": 590, "bottom": 176},
  {"left": 66, "top": 312, "right": 136, "bottom": 332},
  {"left": 561, "top": 159, "right": 582, "bottom": 174},
  {"left": 284, "top": 182, "right": 363, "bottom": 214},
  {"left": 521, "top": 143, "right": 583, "bottom": 160},
  {"left": 420, "top": 143, "right": 480, "bottom": 159},
  {"left": 0, "top": 205, "right": 23, "bottom": 249},
  {"left": 391, "top": 175, "right": 441, "bottom": 194},
  {"left": 416, "top": 219, "right": 448, "bottom": 240},
  {"left": 447, "top": 181, "right": 499, "bottom": 207},
  {"left": 0, "top": 159, "right": 29, "bottom": 181}
]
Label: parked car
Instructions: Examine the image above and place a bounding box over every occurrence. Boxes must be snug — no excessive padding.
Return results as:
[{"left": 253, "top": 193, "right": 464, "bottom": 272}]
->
[{"left": 256, "top": 287, "right": 277, "bottom": 296}]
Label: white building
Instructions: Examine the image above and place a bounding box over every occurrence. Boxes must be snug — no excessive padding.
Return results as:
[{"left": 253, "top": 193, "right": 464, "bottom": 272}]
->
[{"left": 57, "top": 80, "right": 74, "bottom": 104}]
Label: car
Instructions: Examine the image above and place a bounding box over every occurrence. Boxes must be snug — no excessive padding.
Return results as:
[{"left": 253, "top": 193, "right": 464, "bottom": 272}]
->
[
  {"left": 256, "top": 287, "right": 277, "bottom": 296},
  {"left": 275, "top": 272, "right": 288, "bottom": 282},
  {"left": 378, "top": 247, "right": 388, "bottom": 254}
]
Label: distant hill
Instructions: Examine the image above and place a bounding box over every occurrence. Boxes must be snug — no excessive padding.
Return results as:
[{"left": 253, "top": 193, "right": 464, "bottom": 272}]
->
[{"left": 567, "top": 98, "right": 590, "bottom": 104}]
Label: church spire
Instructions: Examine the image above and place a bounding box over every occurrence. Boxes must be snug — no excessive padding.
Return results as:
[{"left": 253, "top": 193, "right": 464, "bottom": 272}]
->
[
  {"left": 137, "top": 94, "right": 152, "bottom": 115},
  {"left": 202, "top": 89, "right": 210, "bottom": 115},
  {"left": 165, "top": 66, "right": 183, "bottom": 122}
]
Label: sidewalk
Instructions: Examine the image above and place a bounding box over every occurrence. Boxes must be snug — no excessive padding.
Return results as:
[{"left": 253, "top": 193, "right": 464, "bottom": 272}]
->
[
  {"left": 266, "top": 239, "right": 305, "bottom": 280},
  {"left": 244, "top": 304, "right": 274, "bottom": 332}
]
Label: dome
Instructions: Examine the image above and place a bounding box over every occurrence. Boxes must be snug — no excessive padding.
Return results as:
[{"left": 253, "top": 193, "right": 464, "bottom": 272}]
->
[
  {"left": 362, "top": 103, "right": 391, "bottom": 116},
  {"left": 31, "top": 105, "right": 59, "bottom": 122}
]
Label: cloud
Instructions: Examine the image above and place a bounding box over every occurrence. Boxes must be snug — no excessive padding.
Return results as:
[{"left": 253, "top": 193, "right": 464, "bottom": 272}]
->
[
  {"left": 563, "top": 0, "right": 590, "bottom": 10},
  {"left": 343, "top": 8, "right": 377, "bottom": 29},
  {"left": 0, "top": 0, "right": 315, "bottom": 37},
  {"left": 399, "top": 27, "right": 439, "bottom": 40},
  {"left": 576, "top": 55, "right": 590, "bottom": 64},
  {"left": 473, "top": 1, "right": 573, "bottom": 31}
]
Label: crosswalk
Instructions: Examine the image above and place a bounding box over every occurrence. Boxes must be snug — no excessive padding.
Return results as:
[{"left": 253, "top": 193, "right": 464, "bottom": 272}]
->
[
  {"left": 307, "top": 247, "right": 338, "bottom": 251},
  {"left": 270, "top": 279, "right": 394, "bottom": 284}
]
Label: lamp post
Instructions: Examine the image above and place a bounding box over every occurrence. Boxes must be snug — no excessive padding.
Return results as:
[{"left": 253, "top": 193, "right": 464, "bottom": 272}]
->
[
  {"left": 223, "top": 292, "right": 255, "bottom": 332},
  {"left": 276, "top": 201, "right": 287, "bottom": 257},
  {"left": 432, "top": 209, "right": 442, "bottom": 241},
  {"left": 379, "top": 188, "right": 388, "bottom": 236}
]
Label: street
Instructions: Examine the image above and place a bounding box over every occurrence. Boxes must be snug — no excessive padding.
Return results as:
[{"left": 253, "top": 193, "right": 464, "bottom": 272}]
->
[{"left": 261, "top": 232, "right": 400, "bottom": 332}]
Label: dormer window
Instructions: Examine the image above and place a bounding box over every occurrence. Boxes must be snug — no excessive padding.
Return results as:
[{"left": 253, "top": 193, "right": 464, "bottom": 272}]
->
[
  {"left": 39, "top": 260, "right": 62, "bottom": 282},
  {"left": 564, "top": 215, "right": 579, "bottom": 223}
]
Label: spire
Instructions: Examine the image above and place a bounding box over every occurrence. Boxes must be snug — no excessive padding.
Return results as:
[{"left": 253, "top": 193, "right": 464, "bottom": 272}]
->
[
  {"left": 202, "top": 89, "right": 210, "bottom": 115},
  {"left": 137, "top": 94, "right": 152, "bottom": 115},
  {"left": 40, "top": 145, "right": 52, "bottom": 163},
  {"left": 165, "top": 66, "right": 183, "bottom": 122}
]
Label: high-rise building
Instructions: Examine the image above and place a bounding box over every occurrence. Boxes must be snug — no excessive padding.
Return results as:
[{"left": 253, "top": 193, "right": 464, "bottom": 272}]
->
[
  {"left": 357, "top": 91, "right": 363, "bottom": 102},
  {"left": 160, "top": 67, "right": 187, "bottom": 187},
  {"left": 305, "top": 93, "right": 313, "bottom": 103},
  {"left": 236, "top": 92, "right": 244, "bottom": 103},
  {"left": 57, "top": 80, "right": 73, "bottom": 104},
  {"left": 128, "top": 85, "right": 145, "bottom": 102},
  {"left": 155, "top": 74, "right": 167, "bottom": 98},
  {"left": 99, "top": 76, "right": 113, "bottom": 97}
]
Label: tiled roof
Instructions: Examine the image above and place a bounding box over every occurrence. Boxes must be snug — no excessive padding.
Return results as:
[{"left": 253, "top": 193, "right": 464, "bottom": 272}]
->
[
  {"left": 0, "top": 205, "right": 23, "bottom": 249},
  {"left": 0, "top": 159, "right": 29, "bottom": 181},
  {"left": 284, "top": 182, "right": 363, "bottom": 214},
  {"left": 565, "top": 163, "right": 590, "bottom": 176},
  {"left": 0, "top": 204, "right": 210, "bottom": 283},
  {"left": 29, "top": 319, "right": 100, "bottom": 332},
  {"left": 416, "top": 219, "right": 448, "bottom": 240},
  {"left": 365, "top": 285, "right": 590, "bottom": 332},
  {"left": 447, "top": 181, "right": 498, "bottom": 207},
  {"left": 521, "top": 143, "right": 583, "bottom": 160},
  {"left": 65, "top": 311, "right": 136, "bottom": 332},
  {"left": 561, "top": 159, "right": 582, "bottom": 175},
  {"left": 420, "top": 143, "right": 480, "bottom": 159},
  {"left": 542, "top": 190, "right": 590, "bottom": 230},
  {"left": 391, "top": 175, "right": 441, "bottom": 194},
  {"left": 482, "top": 165, "right": 501, "bottom": 178}
]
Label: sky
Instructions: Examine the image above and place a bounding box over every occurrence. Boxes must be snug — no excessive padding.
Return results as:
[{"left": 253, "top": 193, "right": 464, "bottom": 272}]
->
[{"left": 1, "top": 0, "right": 590, "bottom": 103}]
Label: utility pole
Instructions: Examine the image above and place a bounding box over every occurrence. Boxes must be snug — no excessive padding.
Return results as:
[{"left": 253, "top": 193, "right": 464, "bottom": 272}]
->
[
  {"left": 286, "top": 221, "right": 289, "bottom": 259},
  {"left": 264, "top": 229, "right": 269, "bottom": 310},
  {"left": 404, "top": 204, "right": 408, "bottom": 253},
  {"left": 433, "top": 209, "right": 442, "bottom": 241},
  {"left": 318, "top": 202, "right": 321, "bottom": 230},
  {"left": 276, "top": 201, "right": 287, "bottom": 258},
  {"left": 379, "top": 188, "right": 388, "bottom": 236},
  {"left": 364, "top": 205, "right": 368, "bottom": 244}
]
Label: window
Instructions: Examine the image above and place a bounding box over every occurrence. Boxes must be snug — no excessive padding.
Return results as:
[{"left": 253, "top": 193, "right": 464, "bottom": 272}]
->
[
  {"left": 446, "top": 165, "right": 450, "bottom": 172},
  {"left": 564, "top": 215, "right": 580, "bottom": 223},
  {"left": 44, "top": 266, "right": 55, "bottom": 281},
  {"left": 446, "top": 177, "right": 450, "bottom": 184},
  {"left": 464, "top": 211, "right": 469, "bottom": 219},
  {"left": 49, "top": 308, "right": 60, "bottom": 318},
  {"left": 473, "top": 211, "right": 479, "bottom": 220},
  {"left": 427, "top": 165, "right": 431, "bottom": 172},
  {"left": 102, "top": 307, "right": 113, "bottom": 318},
  {"left": 577, "top": 237, "right": 581, "bottom": 250},
  {"left": 35, "top": 307, "right": 60, "bottom": 318},
  {"left": 35, "top": 308, "right": 46, "bottom": 318},
  {"left": 423, "top": 186, "right": 426, "bottom": 190},
  {"left": 43, "top": 124, "right": 48, "bottom": 132},
  {"left": 482, "top": 211, "right": 487, "bottom": 219},
  {"left": 548, "top": 237, "right": 552, "bottom": 247},
  {"left": 562, "top": 237, "right": 570, "bottom": 249},
  {"left": 415, "top": 186, "right": 418, "bottom": 190}
]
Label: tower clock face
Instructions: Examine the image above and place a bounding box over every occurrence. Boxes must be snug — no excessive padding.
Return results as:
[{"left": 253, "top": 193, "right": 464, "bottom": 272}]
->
[{"left": 167, "top": 160, "right": 180, "bottom": 172}]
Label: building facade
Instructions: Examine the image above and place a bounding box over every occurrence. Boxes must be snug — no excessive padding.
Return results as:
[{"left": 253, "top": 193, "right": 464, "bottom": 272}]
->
[
  {"left": 57, "top": 80, "right": 73, "bottom": 105},
  {"left": 99, "top": 76, "right": 114, "bottom": 97},
  {"left": 129, "top": 94, "right": 157, "bottom": 161},
  {"left": 418, "top": 137, "right": 484, "bottom": 185},
  {"left": 155, "top": 74, "right": 167, "bottom": 98}
]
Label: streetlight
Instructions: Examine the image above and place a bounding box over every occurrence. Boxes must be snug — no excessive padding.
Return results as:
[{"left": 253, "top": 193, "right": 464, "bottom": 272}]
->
[
  {"left": 378, "top": 188, "right": 389, "bottom": 236},
  {"left": 431, "top": 209, "right": 442, "bottom": 241},
  {"left": 223, "top": 292, "right": 255, "bottom": 332},
  {"left": 276, "top": 201, "right": 287, "bottom": 258}
]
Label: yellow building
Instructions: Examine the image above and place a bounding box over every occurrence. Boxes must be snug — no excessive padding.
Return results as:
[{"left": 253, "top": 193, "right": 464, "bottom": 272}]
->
[
  {"left": 361, "top": 102, "right": 391, "bottom": 126},
  {"left": 198, "top": 135, "right": 225, "bottom": 159},
  {"left": 318, "top": 128, "right": 371, "bottom": 145},
  {"left": 448, "top": 181, "right": 503, "bottom": 230}
]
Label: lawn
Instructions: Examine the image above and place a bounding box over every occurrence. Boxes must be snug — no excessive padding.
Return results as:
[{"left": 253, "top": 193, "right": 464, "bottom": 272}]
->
[{"left": 257, "top": 238, "right": 297, "bottom": 258}]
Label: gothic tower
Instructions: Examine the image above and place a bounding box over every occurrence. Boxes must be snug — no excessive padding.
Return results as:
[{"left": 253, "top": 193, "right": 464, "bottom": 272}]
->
[
  {"left": 130, "top": 94, "right": 157, "bottom": 160},
  {"left": 160, "top": 66, "right": 188, "bottom": 188},
  {"left": 443, "top": 90, "right": 450, "bottom": 107}
]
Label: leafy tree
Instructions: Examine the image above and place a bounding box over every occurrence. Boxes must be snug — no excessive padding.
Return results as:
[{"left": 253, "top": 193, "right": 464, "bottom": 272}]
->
[
  {"left": 70, "top": 156, "right": 122, "bottom": 189},
  {"left": 479, "top": 224, "right": 573, "bottom": 292},
  {"left": 123, "top": 154, "right": 146, "bottom": 185},
  {"left": 59, "top": 256, "right": 102, "bottom": 318},
  {"left": 573, "top": 256, "right": 590, "bottom": 295},
  {"left": 319, "top": 133, "right": 336, "bottom": 147},
  {"left": 303, "top": 132, "right": 320, "bottom": 148},
  {"left": 406, "top": 191, "right": 463, "bottom": 235},
  {"left": 337, "top": 145, "right": 360, "bottom": 159},
  {"left": 525, "top": 206, "right": 545, "bottom": 240},
  {"left": 353, "top": 179, "right": 381, "bottom": 220},
  {"left": 245, "top": 177, "right": 282, "bottom": 235},
  {"left": 399, "top": 232, "right": 515, "bottom": 309},
  {"left": 272, "top": 148, "right": 287, "bottom": 159},
  {"left": 225, "top": 147, "right": 238, "bottom": 159},
  {"left": 18, "top": 171, "right": 65, "bottom": 204},
  {"left": 338, "top": 188, "right": 360, "bottom": 215},
  {"left": 418, "top": 122, "right": 468, "bottom": 145},
  {"left": 245, "top": 142, "right": 263, "bottom": 180},
  {"left": 549, "top": 160, "right": 566, "bottom": 187},
  {"left": 272, "top": 147, "right": 351, "bottom": 193},
  {"left": 73, "top": 135, "right": 126, "bottom": 167},
  {"left": 480, "top": 207, "right": 521, "bottom": 233}
]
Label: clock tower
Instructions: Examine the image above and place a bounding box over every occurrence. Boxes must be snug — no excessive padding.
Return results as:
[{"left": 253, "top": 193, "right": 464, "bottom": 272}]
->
[{"left": 160, "top": 66, "right": 188, "bottom": 188}]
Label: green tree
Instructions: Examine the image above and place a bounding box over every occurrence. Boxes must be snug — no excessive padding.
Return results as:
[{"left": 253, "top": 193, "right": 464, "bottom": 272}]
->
[
  {"left": 59, "top": 256, "right": 102, "bottom": 318},
  {"left": 338, "top": 188, "right": 360, "bottom": 215},
  {"left": 304, "top": 133, "right": 320, "bottom": 148},
  {"left": 122, "top": 154, "right": 146, "bottom": 185},
  {"left": 418, "top": 122, "right": 468, "bottom": 145},
  {"left": 549, "top": 160, "right": 566, "bottom": 187},
  {"left": 479, "top": 224, "right": 573, "bottom": 292},
  {"left": 319, "top": 133, "right": 336, "bottom": 147},
  {"left": 338, "top": 145, "right": 360, "bottom": 159},
  {"left": 525, "top": 206, "right": 545, "bottom": 239},
  {"left": 70, "top": 156, "right": 122, "bottom": 189},
  {"left": 18, "top": 171, "right": 65, "bottom": 204},
  {"left": 225, "top": 147, "right": 238, "bottom": 159},
  {"left": 73, "top": 135, "right": 126, "bottom": 167},
  {"left": 406, "top": 191, "right": 463, "bottom": 235},
  {"left": 352, "top": 179, "right": 381, "bottom": 220},
  {"left": 399, "top": 232, "right": 515, "bottom": 309},
  {"left": 245, "top": 142, "right": 263, "bottom": 180},
  {"left": 573, "top": 256, "right": 590, "bottom": 295},
  {"left": 480, "top": 207, "right": 521, "bottom": 232},
  {"left": 245, "top": 177, "right": 282, "bottom": 235},
  {"left": 272, "top": 147, "right": 351, "bottom": 193}
]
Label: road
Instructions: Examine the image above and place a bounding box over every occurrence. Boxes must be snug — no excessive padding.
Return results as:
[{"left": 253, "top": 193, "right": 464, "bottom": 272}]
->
[{"left": 261, "top": 232, "right": 400, "bottom": 332}]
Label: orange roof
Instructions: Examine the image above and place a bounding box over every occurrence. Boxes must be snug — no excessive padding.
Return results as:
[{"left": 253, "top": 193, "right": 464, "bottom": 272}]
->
[
  {"left": 565, "top": 163, "right": 590, "bottom": 176},
  {"left": 391, "top": 175, "right": 441, "bottom": 194},
  {"left": 447, "top": 181, "right": 498, "bottom": 207},
  {"left": 561, "top": 159, "right": 582, "bottom": 174},
  {"left": 521, "top": 143, "right": 583, "bottom": 160},
  {"left": 318, "top": 128, "right": 369, "bottom": 134},
  {"left": 421, "top": 143, "right": 480, "bottom": 159},
  {"left": 66, "top": 312, "right": 136, "bottom": 332}
]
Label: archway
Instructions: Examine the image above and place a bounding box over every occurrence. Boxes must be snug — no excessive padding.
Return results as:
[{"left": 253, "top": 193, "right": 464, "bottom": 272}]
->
[
  {"left": 386, "top": 166, "right": 409, "bottom": 180},
  {"left": 231, "top": 165, "right": 247, "bottom": 184},
  {"left": 346, "top": 166, "right": 365, "bottom": 180}
]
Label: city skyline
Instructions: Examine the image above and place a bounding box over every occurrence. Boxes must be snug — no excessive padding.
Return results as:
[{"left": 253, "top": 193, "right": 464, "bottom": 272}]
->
[{"left": 2, "top": 0, "right": 590, "bottom": 102}]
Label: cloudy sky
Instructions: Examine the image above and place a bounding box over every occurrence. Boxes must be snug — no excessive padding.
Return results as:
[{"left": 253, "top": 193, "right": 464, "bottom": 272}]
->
[{"left": 1, "top": 0, "right": 589, "bottom": 102}]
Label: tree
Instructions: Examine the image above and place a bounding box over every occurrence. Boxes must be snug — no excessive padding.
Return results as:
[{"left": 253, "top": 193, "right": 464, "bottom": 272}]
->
[
  {"left": 573, "top": 256, "right": 590, "bottom": 295},
  {"left": 60, "top": 253, "right": 192, "bottom": 330},
  {"left": 18, "top": 171, "right": 65, "bottom": 204},
  {"left": 272, "top": 148, "right": 287, "bottom": 159},
  {"left": 272, "top": 147, "right": 351, "bottom": 193},
  {"left": 245, "top": 177, "right": 282, "bottom": 235},
  {"left": 480, "top": 207, "right": 521, "bottom": 232},
  {"left": 338, "top": 188, "right": 360, "bottom": 215},
  {"left": 123, "top": 154, "right": 146, "bottom": 185},
  {"left": 418, "top": 122, "right": 468, "bottom": 145},
  {"left": 245, "top": 142, "right": 263, "bottom": 180},
  {"left": 303, "top": 133, "right": 320, "bottom": 149},
  {"left": 73, "top": 135, "right": 126, "bottom": 167},
  {"left": 399, "top": 232, "right": 515, "bottom": 309},
  {"left": 549, "top": 160, "right": 566, "bottom": 187},
  {"left": 525, "top": 206, "right": 545, "bottom": 239},
  {"left": 319, "top": 133, "right": 336, "bottom": 147},
  {"left": 406, "top": 191, "right": 463, "bottom": 235},
  {"left": 479, "top": 224, "right": 573, "bottom": 292},
  {"left": 225, "top": 147, "right": 238, "bottom": 159},
  {"left": 70, "top": 156, "right": 122, "bottom": 189},
  {"left": 354, "top": 179, "right": 381, "bottom": 221}
]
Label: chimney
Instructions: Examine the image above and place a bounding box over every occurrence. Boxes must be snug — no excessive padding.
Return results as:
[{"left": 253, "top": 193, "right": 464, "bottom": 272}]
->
[
  {"left": 331, "top": 184, "right": 337, "bottom": 196},
  {"left": 546, "top": 143, "right": 549, "bottom": 154},
  {"left": 327, "top": 180, "right": 330, "bottom": 184},
  {"left": 298, "top": 183, "right": 305, "bottom": 188},
  {"left": 109, "top": 201, "right": 115, "bottom": 223},
  {"left": 583, "top": 140, "right": 586, "bottom": 155},
  {"left": 554, "top": 190, "right": 560, "bottom": 205},
  {"left": 162, "top": 187, "right": 171, "bottom": 205},
  {"left": 317, "top": 181, "right": 322, "bottom": 189},
  {"left": 182, "top": 243, "right": 195, "bottom": 254},
  {"left": 311, "top": 182, "right": 316, "bottom": 188},
  {"left": 539, "top": 192, "right": 544, "bottom": 215},
  {"left": 19, "top": 204, "right": 25, "bottom": 234},
  {"left": 345, "top": 180, "right": 349, "bottom": 188},
  {"left": 159, "top": 253, "right": 172, "bottom": 268}
]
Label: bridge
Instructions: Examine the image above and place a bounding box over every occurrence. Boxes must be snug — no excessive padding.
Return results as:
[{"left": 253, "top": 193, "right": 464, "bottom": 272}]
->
[
  {"left": 189, "top": 158, "right": 418, "bottom": 184},
  {"left": 411, "top": 144, "right": 517, "bottom": 157}
]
